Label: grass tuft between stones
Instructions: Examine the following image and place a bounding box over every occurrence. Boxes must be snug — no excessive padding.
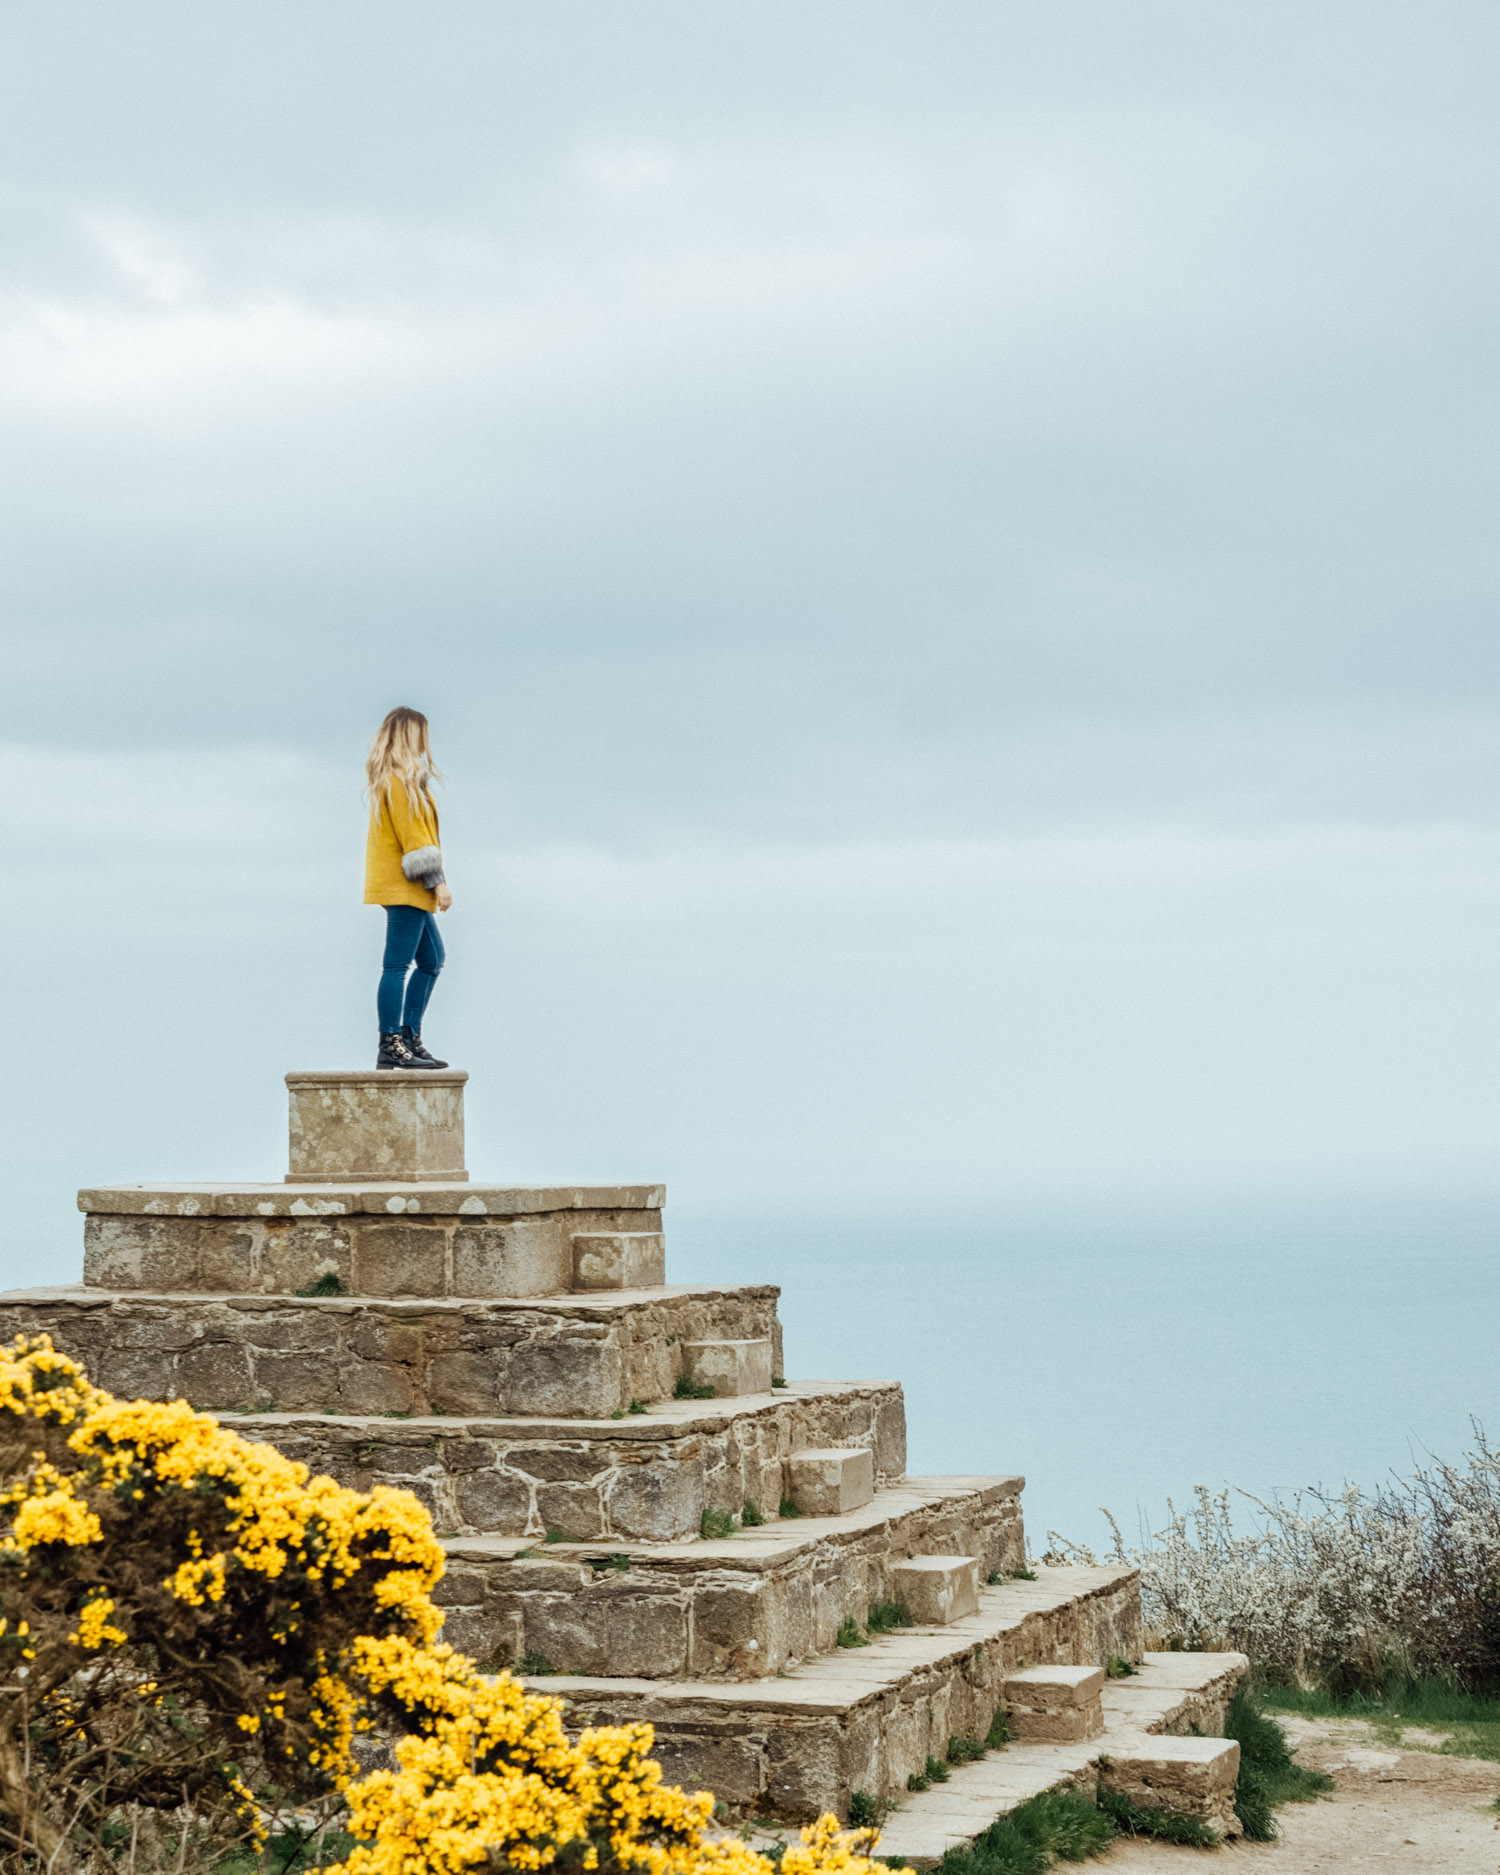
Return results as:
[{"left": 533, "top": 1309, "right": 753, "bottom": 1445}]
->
[
  {"left": 293, "top": 1270, "right": 347, "bottom": 1297},
  {"left": 673, "top": 1375, "right": 719, "bottom": 1401}
]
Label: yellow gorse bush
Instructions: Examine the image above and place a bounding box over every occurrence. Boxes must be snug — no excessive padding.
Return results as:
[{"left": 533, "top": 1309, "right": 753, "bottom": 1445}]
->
[{"left": 0, "top": 1336, "right": 881, "bottom": 1875}]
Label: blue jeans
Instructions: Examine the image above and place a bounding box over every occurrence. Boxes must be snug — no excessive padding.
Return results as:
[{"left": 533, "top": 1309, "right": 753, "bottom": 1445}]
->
[{"left": 378, "top": 905, "right": 445, "bottom": 1033}]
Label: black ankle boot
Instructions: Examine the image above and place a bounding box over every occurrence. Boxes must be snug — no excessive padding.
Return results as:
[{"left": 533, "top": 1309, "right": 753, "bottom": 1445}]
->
[
  {"left": 402, "top": 1027, "right": 448, "bottom": 1069},
  {"left": 377, "top": 1031, "right": 420, "bottom": 1070}
]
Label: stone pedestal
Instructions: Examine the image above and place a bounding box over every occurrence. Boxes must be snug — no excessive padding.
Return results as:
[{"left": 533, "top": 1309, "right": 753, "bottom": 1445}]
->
[{"left": 286, "top": 1070, "right": 468, "bottom": 1182}]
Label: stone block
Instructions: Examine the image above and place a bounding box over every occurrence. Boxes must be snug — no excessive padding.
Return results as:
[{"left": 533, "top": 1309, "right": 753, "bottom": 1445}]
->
[
  {"left": 784, "top": 1448, "right": 874, "bottom": 1517},
  {"left": 83, "top": 1215, "right": 200, "bottom": 1291},
  {"left": 535, "top": 1481, "right": 603, "bottom": 1539},
  {"left": 338, "top": 1362, "right": 416, "bottom": 1416},
  {"left": 353, "top": 1224, "right": 448, "bottom": 1298},
  {"left": 453, "top": 1470, "right": 532, "bottom": 1533},
  {"left": 285, "top": 1070, "right": 468, "bottom": 1183},
  {"left": 504, "top": 1340, "right": 624, "bottom": 1418},
  {"left": 254, "top": 1352, "right": 341, "bottom": 1411},
  {"left": 571, "top": 1233, "right": 667, "bottom": 1292},
  {"left": 452, "top": 1220, "right": 570, "bottom": 1298},
  {"left": 888, "top": 1555, "right": 980, "bottom": 1625},
  {"left": 503, "top": 1447, "right": 597, "bottom": 1484},
  {"left": 176, "top": 1341, "right": 255, "bottom": 1409},
  {"left": 605, "top": 1454, "right": 704, "bottom": 1542},
  {"left": 650, "top": 1734, "right": 768, "bottom": 1810},
  {"left": 1000, "top": 1664, "right": 1105, "bottom": 1742},
  {"left": 1098, "top": 1736, "right": 1241, "bottom": 1838},
  {"left": 425, "top": 1351, "right": 507, "bottom": 1415},
  {"left": 604, "top": 1594, "right": 691, "bottom": 1678},
  {"left": 681, "top": 1338, "right": 773, "bottom": 1399}
]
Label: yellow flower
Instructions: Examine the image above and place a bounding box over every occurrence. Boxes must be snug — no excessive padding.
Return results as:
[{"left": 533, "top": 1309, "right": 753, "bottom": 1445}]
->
[{"left": 68, "top": 1594, "right": 127, "bottom": 1649}]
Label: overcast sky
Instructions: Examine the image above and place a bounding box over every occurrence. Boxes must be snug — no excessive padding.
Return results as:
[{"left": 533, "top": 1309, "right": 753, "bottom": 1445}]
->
[{"left": 4, "top": 2, "right": 1500, "bottom": 1282}]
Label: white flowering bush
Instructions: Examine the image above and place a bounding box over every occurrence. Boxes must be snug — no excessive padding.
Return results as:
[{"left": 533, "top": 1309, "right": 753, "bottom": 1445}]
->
[{"left": 1047, "top": 1428, "right": 1500, "bottom": 1690}]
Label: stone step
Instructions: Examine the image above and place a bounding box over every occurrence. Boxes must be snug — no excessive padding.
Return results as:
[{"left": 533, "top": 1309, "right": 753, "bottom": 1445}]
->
[
  {"left": 682, "top": 1338, "right": 773, "bottom": 1398},
  {"left": 235, "top": 1379, "right": 907, "bottom": 1541},
  {"left": 785, "top": 1447, "right": 874, "bottom": 1517},
  {"left": 1001, "top": 1663, "right": 1103, "bottom": 1741},
  {"left": 891, "top": 1555, "right": 979, "bottom": 1625},
  {"left": 77, "top": 1182, "right": 665, "bottom": 1298},
  {"left": 438, "top": 1475, "right": 1025, "bottom": 1674},
  {"left": 521, "top": 1564, "right": 1149, "bottom": 1819},
  {"left": 572, "top": 1234, "right": 666, "bottom": 1291},
  {"left": 870, "top": 1653, "right": 1247, "bottom": 1865},
  {"left": 0, "top": 1282, "right": 779, "bottom": 1421}
]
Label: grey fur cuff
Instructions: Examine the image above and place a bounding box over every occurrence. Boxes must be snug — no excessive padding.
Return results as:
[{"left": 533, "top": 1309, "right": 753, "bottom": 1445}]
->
[{"left": 402, "top": 845, "right": 444, "bottom": 887}]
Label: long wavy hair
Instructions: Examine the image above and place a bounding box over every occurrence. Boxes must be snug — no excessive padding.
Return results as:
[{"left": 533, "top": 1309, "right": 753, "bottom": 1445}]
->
[{"left": 365, "top": 707, "right": 443, "bottom": 811}]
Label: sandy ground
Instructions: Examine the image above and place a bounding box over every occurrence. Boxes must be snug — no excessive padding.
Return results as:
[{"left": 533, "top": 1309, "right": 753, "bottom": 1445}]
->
[{"left": 1100, "top": 1714, "right": 1500, "bottom": 1872}]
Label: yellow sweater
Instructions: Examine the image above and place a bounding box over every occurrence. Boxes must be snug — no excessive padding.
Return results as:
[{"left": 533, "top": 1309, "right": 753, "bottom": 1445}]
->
[{"left": 364, "top": 779, "right": 443, "bottom": 910}]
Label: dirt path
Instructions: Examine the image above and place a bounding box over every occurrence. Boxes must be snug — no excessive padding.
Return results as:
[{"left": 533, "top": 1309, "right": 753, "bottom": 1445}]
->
[{"left": 1100, "top": 1716, "right": 1500, "bottom": 1872}]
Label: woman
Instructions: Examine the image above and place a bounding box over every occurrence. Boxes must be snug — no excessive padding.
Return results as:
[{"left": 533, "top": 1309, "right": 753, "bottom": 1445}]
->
[{"left": 364, "top": 707, "right": 453, "bottom": 1070}]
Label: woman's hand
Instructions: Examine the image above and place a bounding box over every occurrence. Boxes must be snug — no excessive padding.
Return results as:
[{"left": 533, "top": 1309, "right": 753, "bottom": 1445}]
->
[{"left": 436, "top": 883, "right": 453, "bottom": 912}]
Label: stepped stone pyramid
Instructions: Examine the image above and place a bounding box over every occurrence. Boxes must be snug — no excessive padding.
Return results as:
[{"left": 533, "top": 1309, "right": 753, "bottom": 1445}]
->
[{"left": 0, "top": 1071, "right": 1248, "bottom": 1856}]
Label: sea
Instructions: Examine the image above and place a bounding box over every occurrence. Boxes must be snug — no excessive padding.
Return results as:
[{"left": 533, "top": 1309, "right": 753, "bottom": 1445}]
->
[{"left": 670, "top": 1191, "right": 1500, "bottom": 1555}]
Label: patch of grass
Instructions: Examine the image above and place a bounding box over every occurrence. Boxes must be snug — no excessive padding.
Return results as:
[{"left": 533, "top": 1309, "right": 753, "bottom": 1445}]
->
[
  {"left": 1227, "top": 1688, "right": 1335, "bottom": 1840},
  {"left": 923, "top": 1755, "right": 950, "bottom": 1784},
  {"left": 947, "top": 1734, "right": 986, "bottom": 1764},
  {"left": 701, "top": 1507, "right": 738, "bottom": 1540},
  {"left": 779, "top": 1497, "right": 802, "bottom": 1519},
  {"left": 590, "top": 1553, "right": 632, "bottom": 1574},
  {"left": 935, "top": 1787, "right": 1113, "bottom": 1875},
  {"left": 772, "top": 1375, "right": 788, "bottom": 1388},
  {"left": 610, "top": 1408, "right": 626, "bottom": 1419},
  {"left": 847, "top": 1791, "right": 881, "bottom": 1828},
  {"left": 674, "top": 1375, "right": 719, "bottom": 1400},
  {"left": 543, "top": 1528, "right": 573, "bottom": 1544},
  {"left": 215, "top": 1826, "right": 361, "bottom": 1875},
  {"left": 907, "top": 1771, "right": 930, "bottom": 1792},
  {"left": 294, "top": 1270, "right": 347, "bottom": 1297},
  {"left": 1259, "top": 1674, "right": 1500, "bottom": 1762},
  {"left": 836, "top": 1617, "right": 869, "bottom": 1649},
  {"left": 985, "top": 1706, "right": 1012, "bottom": 1750},
  {"left": 1106, "top": 1655, "right": 1137, "bottom": 1679},
  {"left": 867, "top": 1600, "right": 913, "bottom": 1635},
  {"left": 517, "top": 1648, "right": 556, "bottom": 1675},
  {"left": 628, "top": 1396, "right": 648, "bottom": 1414},
  {"left": 1095, "top": 1784, "right": 1216, "bottom": 1845},
  {"left": 741, "top": 1499, "right": 766, "bottom": 1527}
]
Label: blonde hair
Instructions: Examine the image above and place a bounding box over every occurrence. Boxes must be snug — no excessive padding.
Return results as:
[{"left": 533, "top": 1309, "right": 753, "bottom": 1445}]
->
[{"left": 366, "top": 707, "right": 444, "bottom": 811}]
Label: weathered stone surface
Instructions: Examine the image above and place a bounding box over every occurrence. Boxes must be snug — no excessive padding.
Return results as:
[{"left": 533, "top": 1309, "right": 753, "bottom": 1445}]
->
[
  {"left": 1001, "top": 1664, "right": 1105, "bottom": 1742},
  {"left": 441, "top": 1477, "right": 1025, "bottom": 1678},
  {"left": 78, "top": 1183, "right": 665, "bottom": 1219},
  {"left": 784, "top": 1448, "right": 874, "bottom": 1517},
  {"left": 219, "top": 1381, "right": 910, "bottom": 1542},
  {"left": 538, "top": 1566, "right": 1207, "bottom": 1822},
  {"left": 353, "top": 1224, "right": 448, "bottom": 1297},
  {"left": 453, "top": 1219, "right": 571, "bottom": 1297},
  {"left": 605, "top": 1454, "right": 705, "bottom": 1542},
  {"left": 682, "top": 1338, "right": 772, "bottom": 1398},
  {"left": 891, "top": 1555, "right": 980, "bottom": 1625},
  {"left": 286, "top": 1070, "right": 468, "bottom": 1183},
  {"left": 1097, "top": 1735, "right": 1240, "bottom": 1838},
  {"left": 0, "top": 1283, "right": 780, "bottom": 1419},
  {"left": 572, "top": 1233, "right": 667, "bottom": 1291},
  {"left": 80, "top": 1206, "right": 664, "bottom": 1300}
]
